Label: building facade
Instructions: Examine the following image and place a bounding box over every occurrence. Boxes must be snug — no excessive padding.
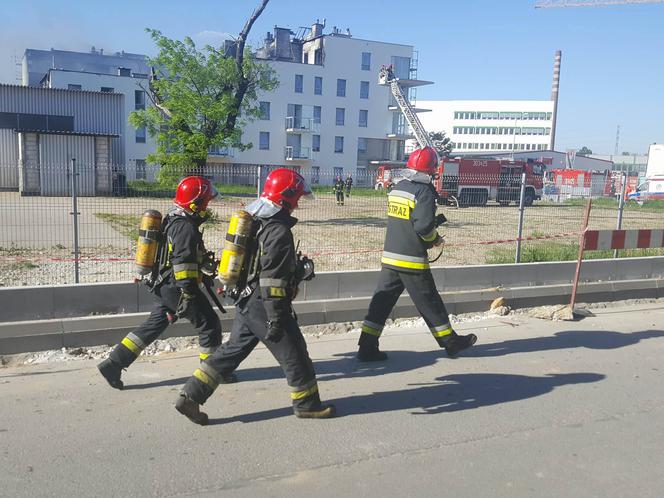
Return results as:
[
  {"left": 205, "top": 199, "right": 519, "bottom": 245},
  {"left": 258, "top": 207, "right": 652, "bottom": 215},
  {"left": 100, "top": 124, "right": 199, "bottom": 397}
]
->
[
  {"left": 212, "top": 22, "right": 429, "bottom": 183},
  {"left": 41, "top": 68, "right": 156, "bottom": 180},
  {"left": 0, "top": 84, "right": 123, "bottom": 195},
  {"left": 417, "top": 100, "right": 555, "bottom": 155}
]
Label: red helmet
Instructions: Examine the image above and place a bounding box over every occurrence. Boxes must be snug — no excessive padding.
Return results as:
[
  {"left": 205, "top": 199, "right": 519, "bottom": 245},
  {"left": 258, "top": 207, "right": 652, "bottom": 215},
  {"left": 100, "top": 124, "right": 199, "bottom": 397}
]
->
[
  {"left": 406, "top": 146, "right": 439, "bottom": 174},
  {"left": 261, "top": 168, "right": 313, "bottom": 212},
  {"left": 174, "top": 176, "right": 218, "bottom": 213}
]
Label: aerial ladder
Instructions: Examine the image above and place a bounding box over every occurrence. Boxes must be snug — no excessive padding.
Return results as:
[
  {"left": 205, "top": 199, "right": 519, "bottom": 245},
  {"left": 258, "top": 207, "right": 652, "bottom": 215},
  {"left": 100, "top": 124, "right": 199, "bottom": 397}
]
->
[{"left": 378, "top": 65, "right": 433, "bottom": 150}]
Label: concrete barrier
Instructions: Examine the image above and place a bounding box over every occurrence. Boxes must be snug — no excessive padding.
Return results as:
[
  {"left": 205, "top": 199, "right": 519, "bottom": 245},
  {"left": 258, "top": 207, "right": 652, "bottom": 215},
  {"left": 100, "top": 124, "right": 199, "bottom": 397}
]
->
[
  {"left": 3, "top": 257, "right": 664, "bottom": 324},
  {"left": 2, "top": 257, "right": 664, "bottom": 354}
]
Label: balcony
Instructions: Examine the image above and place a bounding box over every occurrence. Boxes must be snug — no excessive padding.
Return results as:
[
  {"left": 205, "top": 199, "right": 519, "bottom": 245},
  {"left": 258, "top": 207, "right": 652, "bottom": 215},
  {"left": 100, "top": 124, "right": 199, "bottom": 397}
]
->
[
  {"left": 285, "top": 146, "right": 312, "bottom": 161},
  {"left": 285, "top": 117, "right": 319, "bottom": 134},
  {"left": 207, "top": 145, "right": 235, "bottom": 157}
]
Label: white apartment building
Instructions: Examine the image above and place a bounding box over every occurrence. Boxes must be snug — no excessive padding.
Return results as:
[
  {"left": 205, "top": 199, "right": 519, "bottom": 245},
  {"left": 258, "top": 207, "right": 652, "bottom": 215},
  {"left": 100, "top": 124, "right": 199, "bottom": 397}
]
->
[
  {"left": 211, "top": 22, "right": 429, "bottom": 183},
  {"left": 39, "top": 68, "right": 156, "bottom": 180},
  {"left": 417, "top": 100, "right": 555, "bottom": 155}
]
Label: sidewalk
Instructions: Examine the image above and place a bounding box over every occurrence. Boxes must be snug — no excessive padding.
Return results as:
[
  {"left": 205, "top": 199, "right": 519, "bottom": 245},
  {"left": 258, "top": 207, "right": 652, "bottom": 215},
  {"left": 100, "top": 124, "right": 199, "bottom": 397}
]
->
[{"left": 1, "top": 304, "right": 664, "bottom": 497}]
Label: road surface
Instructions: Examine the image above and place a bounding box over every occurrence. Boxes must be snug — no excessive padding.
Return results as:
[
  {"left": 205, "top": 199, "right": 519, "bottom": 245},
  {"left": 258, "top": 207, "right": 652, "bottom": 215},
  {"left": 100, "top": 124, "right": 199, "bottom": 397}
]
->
[{"left": 1, "top": 303, "right": 664, "bottom": 497}]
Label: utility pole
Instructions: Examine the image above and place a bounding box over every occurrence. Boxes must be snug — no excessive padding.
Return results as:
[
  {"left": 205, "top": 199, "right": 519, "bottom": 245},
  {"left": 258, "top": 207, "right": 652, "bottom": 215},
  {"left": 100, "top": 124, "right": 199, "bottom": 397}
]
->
[{"left": 550, "top": 50, "right": 562, "bottom": 151}]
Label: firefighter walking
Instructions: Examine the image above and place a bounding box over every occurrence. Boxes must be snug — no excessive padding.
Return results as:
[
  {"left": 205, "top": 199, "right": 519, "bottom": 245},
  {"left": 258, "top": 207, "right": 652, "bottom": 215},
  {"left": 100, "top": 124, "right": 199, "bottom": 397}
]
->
[
  {"left": 358, "top": 147, "right": 477, "bottom": 361},
  {"left": 334, "top": 175, "right": 345, "bottom": 205},
  {"left": 175, "top": 168, "right": 335, "bottom": 425},
  {"left": 97, "top": 176, "right": 224, "bottom": 389},
  {"left": 345, "top": 173, "right": 353, "bottom": 197}
]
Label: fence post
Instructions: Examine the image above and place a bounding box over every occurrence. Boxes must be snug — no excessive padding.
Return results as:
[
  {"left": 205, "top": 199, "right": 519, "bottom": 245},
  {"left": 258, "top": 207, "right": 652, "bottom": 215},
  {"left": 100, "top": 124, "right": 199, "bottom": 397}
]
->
[
  {"left": 614, "top": 172, "right": 627, "bottom": 258},
  {"left": 515, "top": 172, "right": 527, "bottom": 264},
  {"left": 256, "top": 165, "right": 262, "bottom": 198},
  {"left": 570, "top": 199, "right": 593, "bottom": 311},
  {"left": 70, "top": 158, "right": 80, "bottom": 284}
]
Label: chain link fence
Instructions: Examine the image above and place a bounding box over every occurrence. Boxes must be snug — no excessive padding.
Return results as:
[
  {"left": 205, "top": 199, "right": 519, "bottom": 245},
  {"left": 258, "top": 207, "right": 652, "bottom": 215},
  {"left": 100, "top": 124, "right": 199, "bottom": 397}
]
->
[{"left": 0, "top": 162, "right": 661, "bottom": 287}]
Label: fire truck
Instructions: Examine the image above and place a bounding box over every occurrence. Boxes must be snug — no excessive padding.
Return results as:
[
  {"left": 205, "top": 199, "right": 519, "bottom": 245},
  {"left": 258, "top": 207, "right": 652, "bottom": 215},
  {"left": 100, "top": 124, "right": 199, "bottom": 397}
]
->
[
  {"left": 545, "top": 169, "right": 612, "bottom": 198},
  {"left": 376, "top": 65, "right": 545, "bottom": 206}
]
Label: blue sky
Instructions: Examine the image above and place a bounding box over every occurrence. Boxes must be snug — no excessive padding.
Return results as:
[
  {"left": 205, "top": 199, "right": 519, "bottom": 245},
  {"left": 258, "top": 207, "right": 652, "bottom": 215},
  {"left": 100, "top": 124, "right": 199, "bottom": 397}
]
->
[{"left": 1, "top": 0, "right": 662, "bottom": 154}]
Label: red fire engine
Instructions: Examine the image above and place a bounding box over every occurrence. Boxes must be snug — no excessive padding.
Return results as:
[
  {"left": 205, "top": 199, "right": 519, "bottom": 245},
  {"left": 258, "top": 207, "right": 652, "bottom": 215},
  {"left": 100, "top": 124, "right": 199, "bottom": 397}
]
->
[
  {"left": 546, "top": 169, "right": 612, "bottom": 197},
  {"left": 375, "top": 158, "right": 546, "bottom": 207}
]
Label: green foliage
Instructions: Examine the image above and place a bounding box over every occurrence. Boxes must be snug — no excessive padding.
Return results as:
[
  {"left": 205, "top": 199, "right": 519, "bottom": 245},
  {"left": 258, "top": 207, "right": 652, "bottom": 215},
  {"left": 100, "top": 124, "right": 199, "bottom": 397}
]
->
[
  {"left": 577, "top": 146, "right": 593, "bottom": 156},
  {"left": 310, "top": 186, "right": 388, "bottom": 197},
  {"left": 129, "top": 28, "right": 278, "bottom": 183},
  {"left": 428, "top": 131, "right": 453, "bottom": 157},
  {"left": 95, "top": 213, "right": 141, "bottom": 240}
]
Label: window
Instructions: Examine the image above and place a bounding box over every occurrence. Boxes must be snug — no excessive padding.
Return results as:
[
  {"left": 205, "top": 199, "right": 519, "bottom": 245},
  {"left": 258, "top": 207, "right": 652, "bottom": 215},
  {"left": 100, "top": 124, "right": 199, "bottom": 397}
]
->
[
  {"left": 135, "top": 90, "right": 145, "bottom": 110},
  {"left": 259, "top": 131, "right": 270, "bottom": 150},
  {"left": 67, "top": 84, "right": 82, "bottom": 90},
  {"left": 336, "top": 79, "right": 346, "bottom": 97},
  {"left": 359, "top": 109, "right": 368, "bottom": 127},
  {"left": 336, "top": 107, "right": 345, "bottom": 126},
  {"left": 101, "top": 87, "right": 114, "bottom": 93},
  {"left": 135, "top": 159, "right": 146, "bottom": 180},
  {"left": 313, "top": 105, "right": 321, "bottom": 124},
  {"left": 295, "top": 74, "right": 303, "bottom": 93},
  {"left": 361, "top": 52, "right": 371, "bottom": 71},
  {"left": 314, "top": 76, "right": 322, "bottom": 95},
  {"left": 135, "top": 126, "right": 146, "bottom": 143},
  {"left": 259, "top": 101, "right": 270, "bottom": 120},
  {"left": 360, "top": 81, "right": 369, "bottom": 99},
  {"left": 358, "top": 137, "right": 368, "bottom": 153},
  {"left": 312, "top": 134, "right": 321, "bottom": 152},
  {"left": 335, "top": 136, "right": 344, "bottom": 153}
]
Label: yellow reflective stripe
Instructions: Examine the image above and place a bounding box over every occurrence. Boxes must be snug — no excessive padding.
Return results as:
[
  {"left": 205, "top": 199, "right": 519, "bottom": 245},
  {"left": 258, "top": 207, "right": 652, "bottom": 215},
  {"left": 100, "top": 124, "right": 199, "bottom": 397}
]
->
[
  {"left": 193, "top": 368, "right": 218, "bottom": 389},
  {"left": 121, "top": 336, "right": 142, "bottom": 356},
  {"left": 381, "top": 256, "right": 430, "bottom": 270},
  {"left": 199, "top": 353, "right": 211, "bottom": 361},
  {"left": 291, "top": 383, "right": 319, "bottom": 400},
  {"left": 174, "top": 270, "right": 200, "bottom": 280},
  {"left": 361, "top": 324, "right": 382, "bottom": 337},
  {"left": 432, "top": 327, "right": 453, "bottom": 338},
  {"left": 420, "top": 228, "right": 438, "bottom": 242},
  {"left": 269, "top": 287, "right": 287, "bottom": 297}
]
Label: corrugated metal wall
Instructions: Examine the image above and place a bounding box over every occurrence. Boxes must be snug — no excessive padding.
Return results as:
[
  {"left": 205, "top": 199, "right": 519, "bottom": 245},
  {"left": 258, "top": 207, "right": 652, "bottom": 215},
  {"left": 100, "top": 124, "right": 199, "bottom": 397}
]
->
[
  {"left": 0, "top": 129, "right": 18, "bottom": 189},
  {"left": 0, "top": 85, "right": 123, "bottom": 135},
  {"left": 39, "top": 134, "right": 96, "bottom": 196}
]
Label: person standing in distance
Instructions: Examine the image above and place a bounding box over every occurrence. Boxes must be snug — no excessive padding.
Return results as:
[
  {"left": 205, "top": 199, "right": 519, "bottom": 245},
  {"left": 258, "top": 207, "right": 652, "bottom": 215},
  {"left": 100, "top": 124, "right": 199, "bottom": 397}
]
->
[
  {"left": 97, "top": 176, "right": 224, "bottom": 389},
  {"left": 357, "top": 147, "right": 477, "bottom": 361},
  {"left": 175, "top": 168, "right": 336, "bottom": 425},
  {"left": 334, "top": 175, "right": 345, "bottom": 206},
  {"left": 345, "top": 173, "right": 353, "bottom": 198}
]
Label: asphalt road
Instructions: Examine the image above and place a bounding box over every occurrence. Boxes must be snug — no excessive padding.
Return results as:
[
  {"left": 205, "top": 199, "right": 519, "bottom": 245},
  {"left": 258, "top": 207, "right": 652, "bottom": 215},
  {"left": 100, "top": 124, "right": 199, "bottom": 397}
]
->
[{"left": 1, "top": 304, "right": 664, "bottom": 497}]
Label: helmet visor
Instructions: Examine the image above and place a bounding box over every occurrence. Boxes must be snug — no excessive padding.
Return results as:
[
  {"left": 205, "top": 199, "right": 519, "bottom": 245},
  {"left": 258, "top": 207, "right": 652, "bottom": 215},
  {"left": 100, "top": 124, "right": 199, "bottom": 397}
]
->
[{"left": 301, "top": 178, "right": 315, "bottom": 201}]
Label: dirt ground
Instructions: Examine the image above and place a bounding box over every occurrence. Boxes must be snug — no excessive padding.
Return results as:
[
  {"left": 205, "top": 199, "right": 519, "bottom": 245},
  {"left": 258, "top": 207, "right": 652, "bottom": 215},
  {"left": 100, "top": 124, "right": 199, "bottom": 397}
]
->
[{"left": 0, "top": 190, "right": 661, "bottom": 286}]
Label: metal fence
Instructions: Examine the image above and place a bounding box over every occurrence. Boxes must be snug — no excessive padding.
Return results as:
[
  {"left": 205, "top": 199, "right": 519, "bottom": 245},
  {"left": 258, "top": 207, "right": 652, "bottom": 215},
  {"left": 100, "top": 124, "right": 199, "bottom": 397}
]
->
[{"left": 0, "top": 162, "right": 661, "bottom": 287}]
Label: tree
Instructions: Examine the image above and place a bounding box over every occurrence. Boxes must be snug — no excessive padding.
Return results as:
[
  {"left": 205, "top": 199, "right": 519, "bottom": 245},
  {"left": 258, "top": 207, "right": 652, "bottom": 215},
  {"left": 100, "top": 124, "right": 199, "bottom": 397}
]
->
[
  {"left": 130, "top": 0, "right": 277, "bottom": 185},
  {"left": 577, "top": 146, "right": 593, "bottom": 156},
  {"left": 428, "top": 131, "right": 453, "bottom": 158}
]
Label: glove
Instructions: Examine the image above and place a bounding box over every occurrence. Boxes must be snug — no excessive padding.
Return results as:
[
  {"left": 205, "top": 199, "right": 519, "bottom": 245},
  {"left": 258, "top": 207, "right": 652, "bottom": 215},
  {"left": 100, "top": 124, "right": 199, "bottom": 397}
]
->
[
  {"left": 201, "top": 251, "right": 217, "bottom": 277},
  {"left": 176, "top": 291, "right": 196, "bottom": 319},
  {"left": 435, "top": 213, "right": 448, "bottom": 227},
  {"left": 265, "top": 320, "right": 285, "bottom": 343},
  {"left": 432, "top": 233, "right": 445, "bottom": 247}
]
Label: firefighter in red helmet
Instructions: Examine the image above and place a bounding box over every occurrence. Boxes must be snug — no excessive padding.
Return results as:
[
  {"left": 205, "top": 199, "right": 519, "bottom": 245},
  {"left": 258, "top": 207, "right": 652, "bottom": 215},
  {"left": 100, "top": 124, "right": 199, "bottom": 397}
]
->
[
  {"left": 98, "top": 176, "right": 226, "bottom": 389},
  {"left": 357, "top": 146, "right": 477, "bottom": 361},
  {"left": 175, "top": 168, "right": 336, "bottom": 425}
]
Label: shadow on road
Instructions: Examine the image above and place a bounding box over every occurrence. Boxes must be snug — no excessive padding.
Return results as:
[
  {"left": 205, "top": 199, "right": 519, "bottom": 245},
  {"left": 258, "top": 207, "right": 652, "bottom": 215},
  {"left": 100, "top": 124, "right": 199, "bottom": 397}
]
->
[
  {"left": 212, "top": 372, "right": 605, "bottom": 424},
  {"left": 465, "top": 329, "right": 664, "bottom": 358},
  {"left": 122, "top": 329, "right": 663, "bottom": 390}
]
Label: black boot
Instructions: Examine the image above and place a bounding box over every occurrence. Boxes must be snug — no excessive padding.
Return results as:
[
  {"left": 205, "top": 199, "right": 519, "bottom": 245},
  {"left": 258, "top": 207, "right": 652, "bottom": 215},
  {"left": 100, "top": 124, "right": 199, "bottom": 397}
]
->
[
  {"left": 175, "top": 394, "right": 209, "bottom": 426},
  {"left": 97, "top": 358, "right": 124, "bottom": 390},
  {"left": 357, "top": 345, "right": 388, "bottom": 362},
  {"left": 439, "top": 333, "right": 477, "bottom": 358},
  {"left": 294, "top": 404, "right": 336, "bottom": 419}
]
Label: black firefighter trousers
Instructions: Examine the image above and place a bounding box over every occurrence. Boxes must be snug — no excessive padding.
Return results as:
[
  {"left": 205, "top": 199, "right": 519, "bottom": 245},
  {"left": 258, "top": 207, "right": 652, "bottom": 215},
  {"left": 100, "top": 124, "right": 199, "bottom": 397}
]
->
[
  {"left": 359, "top": 267, "right": 456, "bottom": 348},
  {"left": 181, "top": 291, "right": 322, "bottom": 412},
  {"left": 109, "top": 279, "right": 222, "bottom": 368}
]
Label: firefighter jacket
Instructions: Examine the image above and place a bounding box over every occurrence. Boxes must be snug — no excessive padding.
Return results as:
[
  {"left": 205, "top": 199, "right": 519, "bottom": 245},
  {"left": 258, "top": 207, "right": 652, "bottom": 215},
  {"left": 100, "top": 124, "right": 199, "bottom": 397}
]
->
[
  {"left": 333, "top": 179, "right": 345, "bottom": 193},
  {"left": 163, "top": 208, "right": 206, "bottom": 294},
  {"left": 381, "top": 178, "right": 439, "bottom": 272},
  {"left": 253, "top": 209, "right": 299, "bottom": 326},
  {"left": 345, "top": 177, "right": 353, "bottom": 189}
]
